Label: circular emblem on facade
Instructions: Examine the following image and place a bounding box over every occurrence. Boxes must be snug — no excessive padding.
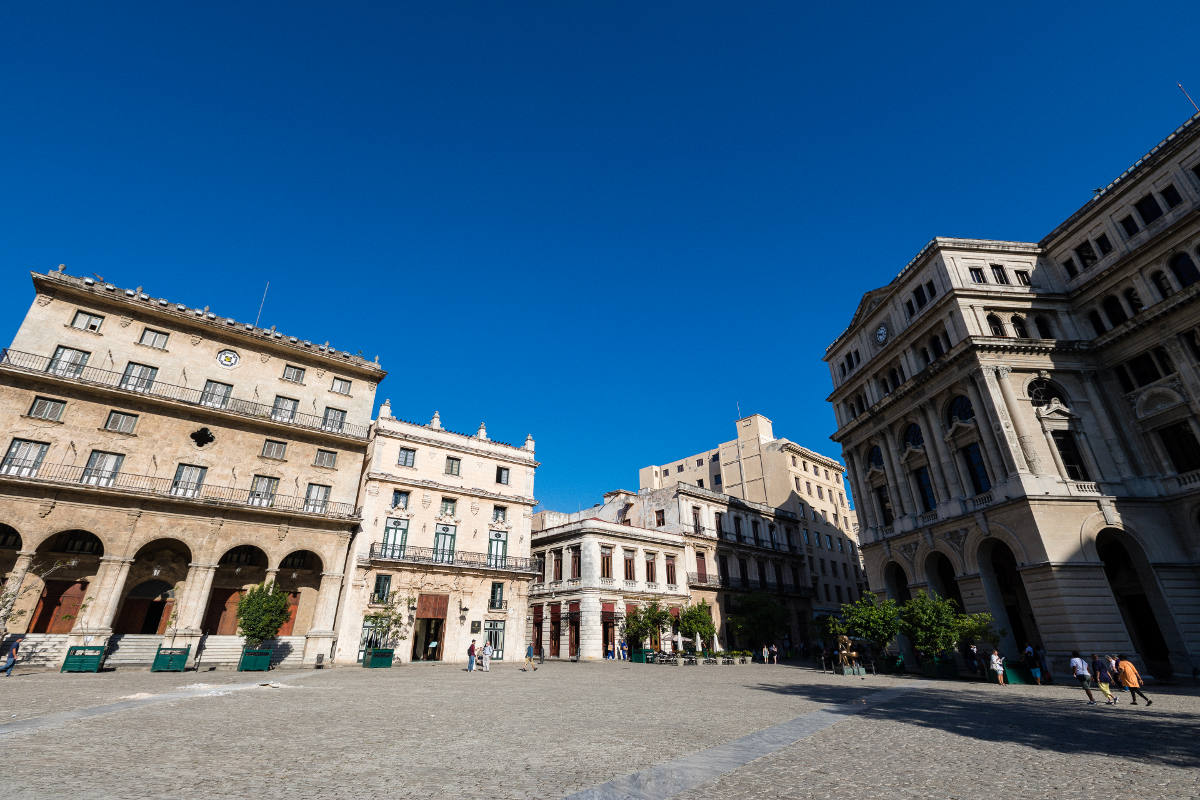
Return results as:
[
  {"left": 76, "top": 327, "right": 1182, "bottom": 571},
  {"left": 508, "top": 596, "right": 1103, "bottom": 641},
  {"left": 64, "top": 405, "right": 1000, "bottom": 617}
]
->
[
  {"left": 874, "top": 324, "right": 889, "bottom": 345},
  {"left": 216, "top": 349, "right": 240, "bottom": 368}
]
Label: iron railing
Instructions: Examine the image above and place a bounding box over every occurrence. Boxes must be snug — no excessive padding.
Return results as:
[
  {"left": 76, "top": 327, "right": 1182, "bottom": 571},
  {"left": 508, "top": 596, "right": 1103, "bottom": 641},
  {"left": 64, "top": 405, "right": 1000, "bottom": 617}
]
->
[
  {"left": 488, "top": 599, "right": 508, "bottom": 610},
  {"left": 367, "top": 542, "right": 541, "bottom": 573},
  {"left": 0, "top": 348, "right": 369, "bottom": 439},
  {"left": 0, "top": 459, "right": 359, "bottom": 518}
]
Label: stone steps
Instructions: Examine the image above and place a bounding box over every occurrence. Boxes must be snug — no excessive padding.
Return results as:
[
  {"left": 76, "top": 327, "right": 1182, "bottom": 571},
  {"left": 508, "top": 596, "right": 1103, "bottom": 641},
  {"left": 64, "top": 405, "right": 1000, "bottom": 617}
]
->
[
  {"left": 194, "top": 635, "right": 306, "bottom": 669},
  {"left": 1, "top": 633, "right": 69, "bottom": 666},
  {"left": 105, "top": 633, "right": 165, "bottom": 665}
]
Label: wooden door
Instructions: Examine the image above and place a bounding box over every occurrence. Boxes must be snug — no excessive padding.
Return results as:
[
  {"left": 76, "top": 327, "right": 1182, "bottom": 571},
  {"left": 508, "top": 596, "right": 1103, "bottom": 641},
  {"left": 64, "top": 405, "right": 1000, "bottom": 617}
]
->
[
  {"left": 31, "top": 580, "right": 87, "bottom": 634},
  {"left": 155, "top": 598, "right": 175, "bottom": 635},
  {"left": 276, "top": 592, "right": 301, "bottom": 636},
  {"left": 202, "top": 588, "right": 242, "bottom": 635}
]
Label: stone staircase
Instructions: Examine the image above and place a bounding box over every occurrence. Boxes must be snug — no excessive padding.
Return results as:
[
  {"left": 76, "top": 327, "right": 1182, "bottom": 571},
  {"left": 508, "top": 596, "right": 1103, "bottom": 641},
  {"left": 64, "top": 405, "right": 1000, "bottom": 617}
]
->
[
  {"left": 104, "top": 634, "right": 165, "bottom": 666},
  {"left": 1, "top": 633, "right": 70, "bottom": 668},
  {"left": 193, "top": 635, "right": 306, "bottom": 670}
]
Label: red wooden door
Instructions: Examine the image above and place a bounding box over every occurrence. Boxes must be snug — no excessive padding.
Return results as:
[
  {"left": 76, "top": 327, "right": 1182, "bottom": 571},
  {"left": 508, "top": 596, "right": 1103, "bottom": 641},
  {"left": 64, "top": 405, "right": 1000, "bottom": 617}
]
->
[
  {"left": 202, "top": 588, "right": 242, "bottom": 635},
  {"left": 156, "top": 598, "right": 175, "bottom": 635},
  {"left": 276, "top": 592, "right": 301, "bottom": 636},
  {"left": 31, "top": 580, "right": 87, "bottom": 634},
  {"left": 549, "top": 603, "right": 561, "bottom": 657},
  {"left": 114, "top": 598, "right": 151, "bottom": 635}
]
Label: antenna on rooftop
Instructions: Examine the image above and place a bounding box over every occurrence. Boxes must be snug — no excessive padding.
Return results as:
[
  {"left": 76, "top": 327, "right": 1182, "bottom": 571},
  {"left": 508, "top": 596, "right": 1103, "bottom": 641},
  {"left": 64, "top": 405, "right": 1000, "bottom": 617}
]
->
[
  {"left": 254, "top": 281, "right": 270, "bottom": 328},
  {"left": 1180, "top": 82, "right": 1200, "bottom": 114}
]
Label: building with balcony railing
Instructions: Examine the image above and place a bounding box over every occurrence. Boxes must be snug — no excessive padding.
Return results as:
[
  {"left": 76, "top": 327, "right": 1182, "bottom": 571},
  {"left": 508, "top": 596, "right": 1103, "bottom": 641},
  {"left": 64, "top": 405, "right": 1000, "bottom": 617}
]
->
[
  {"left": 0, "top": 268, "right": 384, "bottom": 669},
  {"left": 824, "top": 112, "right": 1200, "bottom": 679},
  {"left": 334, "top": 406, "right": 538, "bottom": 665}
]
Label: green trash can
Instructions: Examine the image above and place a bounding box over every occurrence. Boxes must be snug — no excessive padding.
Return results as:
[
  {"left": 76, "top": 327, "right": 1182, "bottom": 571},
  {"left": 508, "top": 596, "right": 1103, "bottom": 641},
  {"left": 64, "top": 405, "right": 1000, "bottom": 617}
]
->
[
  {"left": 61, "top": 645, "right": 106, "bottom": 673},
  {"left": 631, "top": 649, "right": 646, "bottom": 663},
  {"left": 363, "top": 648, "right": 394, "bottom": 668},
  {"left": 238, "top": 647, "right": 272, "bottom": 671},
  {"left": 151, "top": 645, "right": 191, "bottom": 672}
]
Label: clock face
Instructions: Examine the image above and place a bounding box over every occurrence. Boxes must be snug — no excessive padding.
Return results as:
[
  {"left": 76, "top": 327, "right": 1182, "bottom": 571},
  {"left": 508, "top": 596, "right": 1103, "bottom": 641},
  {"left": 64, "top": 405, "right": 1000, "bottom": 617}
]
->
[
  {"left": 875, "top": 324, "right": 888, "bottom": 344},
  {"left": 216, "top": 349, "right": 240, "bottom": 368}
]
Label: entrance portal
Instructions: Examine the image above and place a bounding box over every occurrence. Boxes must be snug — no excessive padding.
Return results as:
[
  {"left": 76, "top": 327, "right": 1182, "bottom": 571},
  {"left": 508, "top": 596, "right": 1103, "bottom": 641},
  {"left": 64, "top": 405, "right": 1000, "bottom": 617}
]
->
[
  {"left": 979, "top": 539, "right": 1039, "bottom": 655},
  {"left": 114, "top": 580, "right": 175, "bottom": 635},
  {"left": 411, "top": 593, "right": 447, "bottom": 661},
  {"left": 1096, "top": 529, "right": 1174, "bottom": 677}
]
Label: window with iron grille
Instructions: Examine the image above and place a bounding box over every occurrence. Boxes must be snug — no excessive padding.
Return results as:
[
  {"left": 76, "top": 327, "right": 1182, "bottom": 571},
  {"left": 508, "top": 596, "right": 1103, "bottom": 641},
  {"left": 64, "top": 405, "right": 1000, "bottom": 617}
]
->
[
  {"left": 200, "top": 380, "right": 232, "bottom": 408},
  {"left": 991, "top": 265, "right": 1009, "bottom": 284},
  {"left": 382, "top": 518, "right": 408, "bottom": 557},
  {"left": 104, "top": 410, "right": 138, "bottom": 434},
  {"left": 282, "top": 364, "right": 306, "bottom": 383},
  {"left": 250, "top": 474, "right": 280, "bottom": 506},
  {"left": 82, "top": 450, "right": 123, "bottom": 486},
  {"left": 372, "top": 574, "right": 392, "bottom": 604},
  {"left": 314, "top": 449, "right": 337, "bottom": 468},
  {"left": 28, "top": 396, "right": 65, "bottom": 422},
  {"left": 440, "top": 497, "right": 457, "bottom": 517},
  {"left": 139, "top": 328, "right": 169, "bottom": 349},
  {"left": 969, "top": 267, "right": 986, "bottom": 283},
  {"left": 492, "top": 505, "right": 507, "bottom": 523},
  {"left": 391, "top": 489, "right": 409, "bottom": 509},
  {"left": 322, "top": 407, "right": 346, "bottom": 432},
  {"left": 331, "top": 377, "right": 351, "bottom": 394},
  {"left": 171, "top": 463, "right": 207, "bottom": 497},
  {"left": 272, "top": 396, "right": 299, "bottom": 421},
  {"left": 120, "top": 362, "right": 158, "bottom": 392},
  {"left": 71, "top": 310, "right": 104, "bottom": 332},
  {"left": 262, "top": 439, "right": 287, "bottom": 460}
]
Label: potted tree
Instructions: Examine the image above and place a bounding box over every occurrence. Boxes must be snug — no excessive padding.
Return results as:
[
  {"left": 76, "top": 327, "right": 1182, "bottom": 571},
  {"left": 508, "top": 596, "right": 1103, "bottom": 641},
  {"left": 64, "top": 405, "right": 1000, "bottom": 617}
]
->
[
  {"left": 362, "top": 591, "right": 414, "bottom": 668},
  {"left": 236, "top": 582, "right": 291, "bottom": 671},
  {"left": 678, "top": 601, "right": 717, "bottom": 664}
]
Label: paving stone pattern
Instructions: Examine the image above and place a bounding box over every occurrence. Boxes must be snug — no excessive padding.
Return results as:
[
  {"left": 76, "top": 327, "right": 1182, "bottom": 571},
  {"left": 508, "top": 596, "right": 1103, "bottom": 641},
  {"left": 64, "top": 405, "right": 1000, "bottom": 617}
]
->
[{"left": 3, "top": 662, "right": 1198, "bottom": 799}]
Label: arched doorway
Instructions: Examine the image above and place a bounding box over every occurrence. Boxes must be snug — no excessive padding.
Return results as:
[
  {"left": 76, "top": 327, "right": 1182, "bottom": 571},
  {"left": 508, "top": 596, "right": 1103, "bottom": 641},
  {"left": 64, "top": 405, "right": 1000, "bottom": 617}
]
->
[
  {"left": 883, "top": 561, "right": 911, "bottom": 603},
  {"left": 114, "top": 580, "right": 175, "bottom": 634},
  {"left": 202, "top": 545, "right": 269, "bottom": 635},
  {"left": 924, "top": 551, "right": 965, "bottom": 610},
  {"left": 275, "top": 550, "right": 323, "bottom": 636},
  {"left": 112, "top": 539, "right": 192, "bottom": 635},
  {"left": 28, "top": 530, "right": 105, "bottom": 634},
  {"left": 978, "top": 539, "right": 1039, "bottom": 656},
  {"left": 1096, "top": 529, "right": 1178, "bottom": 677}
]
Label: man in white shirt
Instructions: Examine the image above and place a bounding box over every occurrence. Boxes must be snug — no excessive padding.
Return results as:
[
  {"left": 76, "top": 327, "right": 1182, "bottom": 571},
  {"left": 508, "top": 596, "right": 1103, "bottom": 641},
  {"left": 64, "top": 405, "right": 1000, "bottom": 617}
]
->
[{"left": 1070, "top": 650, "right": 1097, "bottom": 704}]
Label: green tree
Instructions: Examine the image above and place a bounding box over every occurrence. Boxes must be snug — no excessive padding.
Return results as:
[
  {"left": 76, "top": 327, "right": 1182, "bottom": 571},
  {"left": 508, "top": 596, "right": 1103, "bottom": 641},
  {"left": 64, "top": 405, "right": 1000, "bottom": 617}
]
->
[
  {"left": 899, "top": 591, "right": 961, "bottom": 661},
  {"left": 363, "top": 591, "right": 416, "bottom": 648},
  {"left": 621, "top": 601, "right": 672, "bottom": 650},
  {"left": 724, "top": 592, "right": 789, "bottom": 647},
  {"left": 840, "top": 594, "right": 901, "bottom": 659},
  {"left": 956, "top": 610, "right": 1002, "bottom": 647},
  {"left": 236, "top": 582, "right": 293, "bottom": 647},
  {"left": 677, "top": 600, "right": 717, "bottom": 650}
]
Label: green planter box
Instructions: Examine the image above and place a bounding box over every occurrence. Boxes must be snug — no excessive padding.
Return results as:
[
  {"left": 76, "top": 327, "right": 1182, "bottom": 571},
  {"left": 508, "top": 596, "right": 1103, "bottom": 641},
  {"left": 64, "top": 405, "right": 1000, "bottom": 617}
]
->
[
  {"left": 238, "top": 647, "right": 272, "bottom": 671},
  {"left": 631, "top": 649, "right": 647, "bottom": 663},
  {"left": 363, "top": 648, "right": 394, "bottom": 668},
  {"left": 838, "top": 664, "right": 866, "bottom": 676},
  {"left": 151, "top": 645, "right": 191, "bottom": 672},
  {"left": 61, "top": 645, "right": 106, "bottom": 673}
]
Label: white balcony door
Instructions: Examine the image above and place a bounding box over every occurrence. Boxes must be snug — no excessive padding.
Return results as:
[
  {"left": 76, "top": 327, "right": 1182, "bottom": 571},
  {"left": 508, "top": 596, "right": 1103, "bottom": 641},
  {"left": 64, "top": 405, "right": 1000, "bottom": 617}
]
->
[
  {"left": 433, "top": 524, "right": 456, "bottom": 564},
  {"left": 1, "top": 439, "right": 49, "bottom": 477},
  {"left": 304, "top": 483, "right": 331, "bottom": 512},
  {"left": 81, "top": 450, "right": 123, "bottom": 487},
  {"left": 171, "top": 464, "right": 207, "bottom": 497},
  {"left": 250, "top": 475, "right": 279, "bottom": 506},
  {"left": 48, "top": 346, "right": 89, "bottom": 377}
]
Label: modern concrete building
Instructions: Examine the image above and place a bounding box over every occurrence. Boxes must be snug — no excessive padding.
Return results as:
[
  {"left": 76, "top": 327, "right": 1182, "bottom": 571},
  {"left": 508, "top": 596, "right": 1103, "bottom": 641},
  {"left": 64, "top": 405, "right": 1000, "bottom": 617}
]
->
[
  {"left": 825, "top": 112, "right": 1200, "bottom": 677},
  {"left": 0, "top": 267, "right": 383, "bottom": 668},
  {"left": 334, "top": 407, "right": 539, "bottom": 665}
]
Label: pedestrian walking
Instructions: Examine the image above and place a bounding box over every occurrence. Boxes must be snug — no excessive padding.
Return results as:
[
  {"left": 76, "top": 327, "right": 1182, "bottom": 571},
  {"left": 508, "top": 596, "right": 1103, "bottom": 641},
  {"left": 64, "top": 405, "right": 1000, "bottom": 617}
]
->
[
  {"left": 467, "top": 639, "right": 477, "bottom": 672},
  {"left": 990, "top": 649, "right": 1006, "bottom": 685},
  {"left": 1070, "top": 651, "right": 1098, "bottom": 704},
  {"left": 1115, "top": 655, "right": 1152, "bottom": 706},
  {"left": 1091, "top": 653, "right": 1116, "bottom": 704},
  {"left": 481, "top": 640, "right": 493, "bottom": 672},
  {"left": 2, "top": 636, "right": 22, "bottom": 677},
  {"left": 1037, "top": 645, "right": 1054, "bottom": 684},
  {"left": 761, "top": 644, "right": 769, "bottom": 664},
  {"left": 619, "top": 640, "right": 627, "bottom": 661},
  {"left": 1024, "top": 643, "right": 1042, "bottom": 685},
  {"left": 522, "top": 642, "right": 538, "bottom": 671},
  {"left": 769, "top": 643, "right": 778, "bottom": 664}
]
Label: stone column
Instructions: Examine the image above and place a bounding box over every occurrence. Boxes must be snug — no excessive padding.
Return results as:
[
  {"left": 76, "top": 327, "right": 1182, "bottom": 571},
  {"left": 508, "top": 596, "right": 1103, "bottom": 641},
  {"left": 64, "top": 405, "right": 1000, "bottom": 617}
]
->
[
  {"left": 264, "top": 567, "right": 279, "bottom": 586},
  {"left": 173, "top": 563, "right": 218, "bottom": 633},
  {"left": 916, "top": 408, "right": 953, "bottom": 503},
  {"left": 966, "top": 371, "right": 1015, "bottom": 483},
  {"left": 1040, "top": 426, "right": 1070, "bottom": 481},
  {"left": 303, "top": 571, "right": 344, "bottom": 664},
  {"left": 1079, "top": 370, "right": 1136, "bottom": 480},
  {"left": 579, "top": 593, "right": 603, "bottom": 660},
  {"left": 994, "top": 366, "right": 1045, "bottom": 474},
  {"left": 1, "top": 551, "right": 35, "bottom": 630},
  {"left": 71, "top": 556, "right": 133, "bottom": 642},
  {"left": 882, "top": 433, "right": 916, "bottom": 520},
  {"left": 843, "top": 452, "right": 873, "bottom": 532}
]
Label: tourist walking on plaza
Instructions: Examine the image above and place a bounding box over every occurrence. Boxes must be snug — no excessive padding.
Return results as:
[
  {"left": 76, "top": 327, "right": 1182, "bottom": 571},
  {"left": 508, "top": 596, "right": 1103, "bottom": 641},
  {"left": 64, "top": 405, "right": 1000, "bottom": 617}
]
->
[
  {"left": 990, "top": 649, "right": 1006, "bottom": 685},
  {"left": 481, "top": 640, "right": 493, "bottom": 672},
  {"left": 522, "top": 642, "right": 538, "bottom": 671},
  {"left": 1024, "top": 643, "right": 1042, "bottom": 685},
  {"left": 619, "top": 640, "right": 627, "bottom": 661},
  {"left": 761, "top": 644, "right": 769, "bottom": 664},
  {"left": 2, "top": 636, "right": 21, "bottom": 677},
  {"left": 769, "top": 643, "right": 778, "bottom": 664},
  {"left": 1091, "top": 653, "right": 1117, "bottom": 704},
  {"left": 1115, "top": 655, "right": 1152, "bottom": 706},
  {"left": 467, "top": 639, "right": 477, "bottom": 672},
  {"left": 1070, "top": 651, "right": 1098, "bottom": 704}
]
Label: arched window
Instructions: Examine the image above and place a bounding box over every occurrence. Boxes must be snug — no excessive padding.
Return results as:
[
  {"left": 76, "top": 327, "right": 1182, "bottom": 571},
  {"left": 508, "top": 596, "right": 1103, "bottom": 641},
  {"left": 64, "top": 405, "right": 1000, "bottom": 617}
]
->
[
  {"left": 867, "top": 445, "right": 885, "bottom": 470},
  {"left": 1169, "top": 253, "right": 1200, "bottom": 289},
  {"left": 1011, "top": 315, "right": 1029, "bottom": 338},
  {"left": 1034, "top": 315, "right": 1054, "bottom": 339},
  {"left": 1123, "top": 287, "right": 1144, "bottom": 315},
  {"left": 929, "top": 336, "right": 945, "bottom": 359},
  {"left": 987, "top": 314, "right": 1006, "bottom": 337},
  {"left": 889, "top": 368, "right": 901, "bottom": 390},
  {"left": 903, "top": 423, "right": 924, "bottom": 450},
  {"left": 1088, "top": 310, "right": 1107, "bottom": 337},
  {"left": 1028, "top": 378, "right": 1068, "bottom": 408},
  {"left": 946, "top": 395, "right": 974, "bottom": 426},
  {"left": 1150, "top": 270, "right": 1174, "bottom": 300},
  {"left": 1102, "top": 295, "right": 1128, "bottom": 327}
]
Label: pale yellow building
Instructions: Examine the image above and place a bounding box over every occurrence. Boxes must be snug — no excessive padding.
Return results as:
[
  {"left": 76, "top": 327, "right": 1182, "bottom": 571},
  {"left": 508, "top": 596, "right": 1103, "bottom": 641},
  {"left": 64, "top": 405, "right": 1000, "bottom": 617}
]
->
[{"left": 0, "top": 268, "right": 382, "bottom": 668}]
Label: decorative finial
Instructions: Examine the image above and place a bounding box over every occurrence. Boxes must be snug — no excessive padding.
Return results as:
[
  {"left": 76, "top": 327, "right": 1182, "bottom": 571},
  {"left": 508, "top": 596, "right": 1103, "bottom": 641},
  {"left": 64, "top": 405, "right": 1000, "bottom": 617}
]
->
[
  {"left": 379, "top": 399, "right": 392, "bottom": 419},
  {"left": 429, "top": 410, "right": 442, "bottom": 429},
  {"left": 476, "top": 422, "right": 488, "bottom": 440},
  {"left": 523, "top": 433, "right": 535, "bottom": 451},
  {"left": 56, "top": 264, "right": 66, "bottom": 273}
]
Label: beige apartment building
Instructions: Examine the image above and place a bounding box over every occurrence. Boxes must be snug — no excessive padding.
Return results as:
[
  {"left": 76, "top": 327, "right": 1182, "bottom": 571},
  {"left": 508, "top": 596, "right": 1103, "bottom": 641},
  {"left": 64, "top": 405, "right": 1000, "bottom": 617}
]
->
[
  {"left": 825, "top": 112, "right": 1200, "bottom": 678},
  {"left": 639, "top": 415, "right": 863, "bottom": 616},
  {"left": 333, "top": 407, "right": 539, "bottom": 665},
  {"left": 0, "top": 268, "right": 382, "bottom": 668}
]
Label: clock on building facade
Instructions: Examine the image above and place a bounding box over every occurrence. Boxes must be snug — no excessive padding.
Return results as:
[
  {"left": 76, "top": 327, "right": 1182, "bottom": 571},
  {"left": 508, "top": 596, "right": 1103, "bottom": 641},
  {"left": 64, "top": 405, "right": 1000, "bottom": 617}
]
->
[{"left": 874, "top": 324, "right": 888, "bottom": 345}]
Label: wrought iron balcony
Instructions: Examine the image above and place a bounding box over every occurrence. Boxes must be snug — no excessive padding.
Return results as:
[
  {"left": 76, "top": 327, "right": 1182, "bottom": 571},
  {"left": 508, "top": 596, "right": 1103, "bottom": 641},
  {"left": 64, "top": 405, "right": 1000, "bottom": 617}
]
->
[
  {"left": 367, "top": 542, "right": 540, "bottom": 574},
  {"left": 0, "top": 459, "right": 359, "bottom": 519},
  {"left": 686, "top": 571, "right": 722, "bottom": 588},
  {"left": 0, "top": 348, "right": 369, "bottom": 439},
  {"left": 488, "top": 599, "right": 508, "bottom": 611}
]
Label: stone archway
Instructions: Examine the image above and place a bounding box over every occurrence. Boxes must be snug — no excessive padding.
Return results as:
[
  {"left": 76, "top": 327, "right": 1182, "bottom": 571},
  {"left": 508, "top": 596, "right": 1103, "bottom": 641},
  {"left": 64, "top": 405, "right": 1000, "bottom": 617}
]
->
[
  {"left": 274, "top": 550, "right": 323, "bottom": 636},
  {"left": 883, "top": 561, "right": 911, "bottom": 603},
  {"left": 924, "top": 550, "right": 965, "bottom": 610},
  {"left": 978, "top": 538, "right": 1039, "bottom": 657},
  {"left": 26, "top": 530, "right": 105, "bottom": 634},
  {"left": 111, "top": 539, "right": 192, "bottom": 635},
  {"left": 0, "top": 524, "right": 21, "bottom": 578},
  {"left": 1096, "top": 528, "right": 1181, "bottom": 677},
  {"left": 202, "top": 545, "right": 269, "bottom": 635}
]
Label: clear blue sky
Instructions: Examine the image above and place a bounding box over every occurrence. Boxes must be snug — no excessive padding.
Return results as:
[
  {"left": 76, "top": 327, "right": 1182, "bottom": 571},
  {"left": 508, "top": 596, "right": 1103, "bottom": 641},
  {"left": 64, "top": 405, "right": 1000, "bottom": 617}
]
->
[{"left": 3, "top": 2, "right": 1197, "bottom": 511}]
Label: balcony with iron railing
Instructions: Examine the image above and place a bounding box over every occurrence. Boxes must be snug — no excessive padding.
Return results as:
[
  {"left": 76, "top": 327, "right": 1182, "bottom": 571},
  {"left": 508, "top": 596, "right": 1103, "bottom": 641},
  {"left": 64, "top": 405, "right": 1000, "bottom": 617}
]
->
[
  {"left": 367, "top": 542, "right": 541, "bottom": 574},
  {"left": 488, "top": 599, "right": 508, "bottom": 611},
  {"left": 0, "top": 459, "right": 358, "bottom": 519},
  {"left": 0, "top": 348, "right": 370, "bottom": 439}
]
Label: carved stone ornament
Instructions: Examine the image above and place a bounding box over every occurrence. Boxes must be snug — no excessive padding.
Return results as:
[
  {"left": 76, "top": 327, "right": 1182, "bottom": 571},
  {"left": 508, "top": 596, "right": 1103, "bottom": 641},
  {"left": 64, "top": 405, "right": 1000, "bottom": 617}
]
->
[
  {"left": 119, "top": 316, "right": 132, "bottom": 328},
  {"left": 35, "top": 294, "right": 52, "bottom": 307},
  {"left": 260, "top": 353, "right": 271, "bottom": 363},
  {"left": 942, "top": 528, "right": 967, "bottom": 557},
  {"left": 421, "top": 493, "right": 432, "bottom": 509},
  {"left": 897, "top": 541, "right": 920, "bottom": 566},
  {"left": 190, "top": 335, "right": 202, "bottom": 346},
  {"left": 470, "top": 501, "right": 480, "bottom": 516},
  {"left": 277, "top": 524, "right": 289, "bottom": 543},
  {"left": 366, "top": 484, "right": 380, "bottom": 496},
  {"left": 316, "top": 369, "right": 326, "bottom": 379}
]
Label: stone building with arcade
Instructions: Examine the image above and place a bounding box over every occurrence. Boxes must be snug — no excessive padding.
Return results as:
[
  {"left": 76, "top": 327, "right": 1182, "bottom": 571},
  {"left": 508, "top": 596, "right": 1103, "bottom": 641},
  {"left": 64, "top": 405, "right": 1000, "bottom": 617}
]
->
[
  {"left": 825, "top": 113, "right": 1200, "bottom": 678},
  {"left": 0, "top": 268, "right": 383, "bottom": 668}
]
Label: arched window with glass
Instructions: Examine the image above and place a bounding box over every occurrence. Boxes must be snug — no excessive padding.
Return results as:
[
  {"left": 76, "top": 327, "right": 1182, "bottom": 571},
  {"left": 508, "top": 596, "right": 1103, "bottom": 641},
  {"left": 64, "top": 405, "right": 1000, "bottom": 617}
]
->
[
  {"left": 1169, "top": 252, "right": 1200, "bottom": 289},
  {"left": 902, "top": 423, "right": 924, "bottom": 450},
  {"left": 1150, "top": 270, "right": 1174, "bottom": 300},
  {"left": 1102, "top": 295, "right": 1128, "bottom": 327},
  {"left": 946, "top": 395, "right": 975, "bottom": 427},
  {"left": 1028, "top": 378, "right": 1068, "bottom": 408},
  {"left": 1034, "top": 315, "right": 1054, "bottom": 339},
  {"left": 1010, "top": 315, "right": 1029, "bottom": 338},
  {"left": 987, "top": 314, "right": 1006, "bottom": 337}
]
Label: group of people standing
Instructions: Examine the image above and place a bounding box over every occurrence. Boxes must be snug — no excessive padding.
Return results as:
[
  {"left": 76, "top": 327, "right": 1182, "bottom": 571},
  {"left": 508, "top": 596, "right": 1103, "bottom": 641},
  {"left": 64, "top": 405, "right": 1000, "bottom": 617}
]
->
[{"left": 466, "top": 639, "right": 494, "bottom": 673}]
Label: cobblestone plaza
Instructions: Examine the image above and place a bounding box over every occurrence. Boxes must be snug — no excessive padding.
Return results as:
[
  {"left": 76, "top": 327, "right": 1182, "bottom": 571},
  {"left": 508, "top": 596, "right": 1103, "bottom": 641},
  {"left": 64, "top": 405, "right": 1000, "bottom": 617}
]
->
[{"left": 3, "top": 663, "right": 1198, "bottom": 799}]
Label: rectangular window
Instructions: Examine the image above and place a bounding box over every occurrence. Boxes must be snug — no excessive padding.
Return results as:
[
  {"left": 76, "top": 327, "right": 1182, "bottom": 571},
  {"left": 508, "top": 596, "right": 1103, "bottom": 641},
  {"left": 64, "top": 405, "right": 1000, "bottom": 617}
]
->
[
  {"left": 1061, "top": 258, "right": 1078, "bottom": 279},
  {"left": 914, "top": 285, "right": 927, "bottom": 308},
  {"left": 397, "top": 447, "right": 416, "bottom": 467},
  {"left": 492, "top": 505, "right": 507, "bottom": 523},
  {"left": 571, "top": 547, "right": 581, "bottom": 579},
  {"left": 1134, "top": 193, "right": 1163, "bottom": 225},
  {"left": 372, "top": 574, "right": 392, "bottom": 604},
  {"left": 488, "top": 581, "right": 505, "bottom": 610},
  {"left": 48, "top": 345, "right": 90, "bottom": 377},
  {"left": 391, "top": 489, "right": 409, "bottom": 509},
  {"left": 271, "top": 395, "right": 298, "bottom": 421},
  {"left": 331, "top": 377, "right": 352, "bottom": 394},
  {"left": 624, "top": 551, "right": 635, "bottom": 580},
  {"left": 433, "top": 524, "right": 456, "bottom": 563},
  {"left": 806, "top": 481, "right": 812, "bottom": 495},
  {"left": 81, "top": 450, "right": 123, "bottom": 487},
  {"left": 71, "top": 310, "right": 104, "bottom": 332},
  {"left": 961, "top": 442, "right": 992, "bottom": 495},
  {"left": 382, "top": 518, "right": 409, "bottom": 557},
  {"left": 751, "top": 520, "right": 761, "bottom": 544},
  {"left": 905, "top": 299, "right": 916, "bottom": 318},
  {"left": 1, "top": 439, "right": 50, "bottom": 476},
  {"left": 733, "top": 517, "right": 743, "bottom": 540},
  {"left": 201, "top": 380, "right": 233, "bottom": 409},
  {"left": 314, "top": 449, "right": 337, "bottom": 468},
  {"left": 874, "top": 486, "right": 894, "bottom": 526},
  {"left": 321, "top": 407, "right": 346, "bottom": 432},
  {"left": 1118, "top": 214, "right": 1139, "bottom": 238},
  {"left": 1051, "top": 430, "right": 1091, "bottom": 481},
  {"left": 488, "top": 532, "right": 509, "bottom": 569},
  {"left": 1095, "top": 233, "right": 1113, "bottom": 256},
  {"left": 738, "top": 558, "right": 749, "bottom": 584},
  {"left": 304, "top": 483, "right": 331, "bottom": 512},
  {"left": 645, "top": 555, "right": 656, "bottom": 583},
  {"left": 926, "top": 280, "right": 936, "bottom": 298},
  {"left": 1161, "top": 184, "right": 1183, "bottom": 209},
  {"left": 1158, "top": 421, "right": 1200, "bottom": 473},
  {"left": 28, "top": 396, "right": 65, "bottom": 422},
  {"left": 496, "top": 466, "right": 510, "bottom": 485},
  {"left": 991, "top": 265, "right": 1009, "bottom": 284},
  {"left": 444, "top": 456, "right": 461, "bottom": 476},
  {"left": 825, "top": 534, "right": 833, "bottom": 549},
  {"left": 139, "top": 328, "right": 169, "bottom": 349},
  {"left": 913, "top": 466, "right": 937, "bottom": 512},
  {"left": 282, "top": 364, "right": 306, "bottom": 383},
  {"left": 655, "top": 509, "right": 665, "bottom": 526},
  {"left": 838, "top": 538, "right": 845, "bottom": 552},
  {"left": 120, "top": 362, "right": 158, "bottom": 393},
  {"left": 968, "top": 267, "right": 986, "bottom": 283},
  {"left": 104, "top": 410, "right": 138, "bottom": 434},
  {"left": 666, "top": 555, "right": 676, "bottom": 585},
  {"left": 1015, "top": 270, "right": 1031, "bottom": 286},
  {"left": 1074, "top": 241, "right": 1098, "bottom": 269},
  {"left": 171, "top": 463, "right": 207, "bottom": 498},
  {"left": 817, "top": 486, "right": 824, "bottom": 499},
  {"left": 600, "top": 547, "right": 613, "bottom": 579},
  {"left": 713, "top": 473, "right": 721, "bottom": 485},
  {"left": 440, "top": 497, "right": 458, "bottom": 517},
  {"left": 250, "top": 475, "right": 280, "bottom": 506},
  {"left": 261, "top": 439, "right": 287, "bottom": 460}
]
